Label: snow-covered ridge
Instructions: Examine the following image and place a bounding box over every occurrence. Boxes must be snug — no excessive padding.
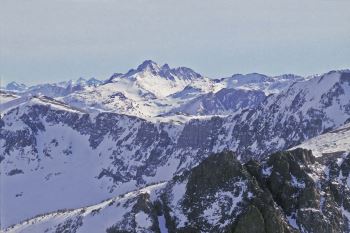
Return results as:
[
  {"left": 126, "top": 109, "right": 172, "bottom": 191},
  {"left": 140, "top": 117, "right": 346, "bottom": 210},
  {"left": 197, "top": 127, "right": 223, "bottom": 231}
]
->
[
  {"left": 0, "top": 95, "right": 86, "bottom": 115},
  {"left": 0, "top": 90, "right": 20, "bottom": 105},
  {"left": 3, "top": 182, "right": 167, "bottom": 233}
]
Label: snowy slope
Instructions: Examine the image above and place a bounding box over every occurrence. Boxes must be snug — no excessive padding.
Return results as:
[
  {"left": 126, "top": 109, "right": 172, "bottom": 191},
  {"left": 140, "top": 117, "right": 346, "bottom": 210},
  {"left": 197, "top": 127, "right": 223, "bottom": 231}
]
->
[
  {"left": 3, "top": 182, "right": 167, "bottom": 233},
  {"left": 292, "top": 122, "right": 350, "bottom": 157},
  {"left": 0, "top": 96, "right": 184, "bottom": 227},
  {"left": 0, "top": 91, "right": 20, "bottom": 105}
]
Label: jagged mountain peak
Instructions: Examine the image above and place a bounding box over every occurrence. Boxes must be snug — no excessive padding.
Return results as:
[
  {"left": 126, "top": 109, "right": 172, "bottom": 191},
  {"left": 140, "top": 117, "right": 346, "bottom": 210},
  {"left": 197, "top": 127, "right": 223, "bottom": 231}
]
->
[
  {"left": 135, "top": 59, "right": 161, "bottom": 73},
  {"left": 161, "top": 63, "right": 170, "bottom": 70},
  {"left": 120, "top": 60, "right": 204, "bottom": 81},
  {"left": 107, "top": 73, "right": 123, "bottom": 82},
  {"left": 169, "top": 66, "right": 203, "bottom": 80}
]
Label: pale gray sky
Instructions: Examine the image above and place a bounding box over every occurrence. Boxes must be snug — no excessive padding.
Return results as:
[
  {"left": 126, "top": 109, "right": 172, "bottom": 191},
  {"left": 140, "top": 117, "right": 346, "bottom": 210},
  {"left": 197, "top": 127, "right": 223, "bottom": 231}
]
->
[{"left": 1, "top": 0, "right": 350, "bottom": 85}]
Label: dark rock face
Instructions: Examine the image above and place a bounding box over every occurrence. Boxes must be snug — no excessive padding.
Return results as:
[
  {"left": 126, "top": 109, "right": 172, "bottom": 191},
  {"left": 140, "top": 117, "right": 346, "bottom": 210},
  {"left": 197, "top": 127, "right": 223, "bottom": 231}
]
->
[
  {"left": 254, "top": 149, "right": 350, "bottom": 233},
  {"left": 154, "top": 151, "right": 292, "bottom": 233},
  {"left": 233, "top": 205, "right": 266, "bottom": 233},
  {"left": 181, "top": 152, "right": 248, "bottom": 232},
  {"left": 157, "top": 149, "right": 350, "bottom": 232}
]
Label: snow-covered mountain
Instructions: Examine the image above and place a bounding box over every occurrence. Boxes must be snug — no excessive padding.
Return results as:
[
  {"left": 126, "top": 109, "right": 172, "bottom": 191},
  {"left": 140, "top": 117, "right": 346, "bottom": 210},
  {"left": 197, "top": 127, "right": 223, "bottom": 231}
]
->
[
  {"left": 4, "top": 82, "right": 28, "bottom": 92},
  {"left": 61, "top": 61, "right": 309, "bottom": 120},
  {"left": 26, "top": 77, "right": 103, "bottom": 98},
  {"left": 2, "top": 78, "right": 103, "bottom": 98},
  {"left": 1, "top": 69, "right": 349, "bottom": 230},
  {"left": 62, "top": 60, "right": 216, "bottom": 119},
  {"left": 2, "top": 61, "right": 311, "bottom": 121},
  {"left": 223, "top": 70, "right": 350, "bottom": 160}
]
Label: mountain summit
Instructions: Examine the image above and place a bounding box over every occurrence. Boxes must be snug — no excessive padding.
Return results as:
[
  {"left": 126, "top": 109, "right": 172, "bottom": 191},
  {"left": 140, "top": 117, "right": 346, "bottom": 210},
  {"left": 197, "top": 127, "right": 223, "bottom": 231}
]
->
[
  {"left": 135, "top": 60, "right": 161, "bottom": 74},
  {"left": 121, "top": 60, "right": 204, "bottom": 82}
]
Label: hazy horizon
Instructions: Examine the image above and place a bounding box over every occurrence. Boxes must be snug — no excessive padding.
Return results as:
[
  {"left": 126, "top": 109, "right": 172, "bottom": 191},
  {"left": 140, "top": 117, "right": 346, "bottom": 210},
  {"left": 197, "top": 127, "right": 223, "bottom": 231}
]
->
[
  {"left": 2, "top": 59, "right": 350, "bottom": 87},
  {"left": 1, "top": 0, "right": 350, "bottom": 86}
]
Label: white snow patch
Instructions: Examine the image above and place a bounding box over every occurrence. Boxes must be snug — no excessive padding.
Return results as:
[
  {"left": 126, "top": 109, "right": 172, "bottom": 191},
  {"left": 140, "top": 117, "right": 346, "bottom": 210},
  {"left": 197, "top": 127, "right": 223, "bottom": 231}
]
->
[
  {"left": 262, "top": 166, "right": 273, "bottom": 176},
  {"left": 157, "top": 215, "right": 168, "bottom": 233},
  {"left": 135, "top": 211, "right": 152, "bottom": 230},
  {"left": 290, "top": 175, "right": 306, "bottom": 188}
]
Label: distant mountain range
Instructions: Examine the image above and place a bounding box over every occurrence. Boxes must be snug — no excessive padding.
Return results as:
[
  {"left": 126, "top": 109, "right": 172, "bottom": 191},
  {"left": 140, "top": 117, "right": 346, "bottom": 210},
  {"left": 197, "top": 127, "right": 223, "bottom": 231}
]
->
[
  {"left": 2, "top": 60, "right": 309, "bottom": 120},
  {"left": 3, "top": 77, "right": 103, "bottom": 98},
  {"left": 1, "top": 61, "right": 350, "bottom": 232}
]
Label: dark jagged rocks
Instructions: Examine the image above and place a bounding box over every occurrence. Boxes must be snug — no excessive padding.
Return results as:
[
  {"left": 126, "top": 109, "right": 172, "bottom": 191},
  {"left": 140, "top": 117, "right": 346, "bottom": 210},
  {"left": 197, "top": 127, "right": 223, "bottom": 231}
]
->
[{"left": 157, "top": 149, "right": 350, "bottom": 232}]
